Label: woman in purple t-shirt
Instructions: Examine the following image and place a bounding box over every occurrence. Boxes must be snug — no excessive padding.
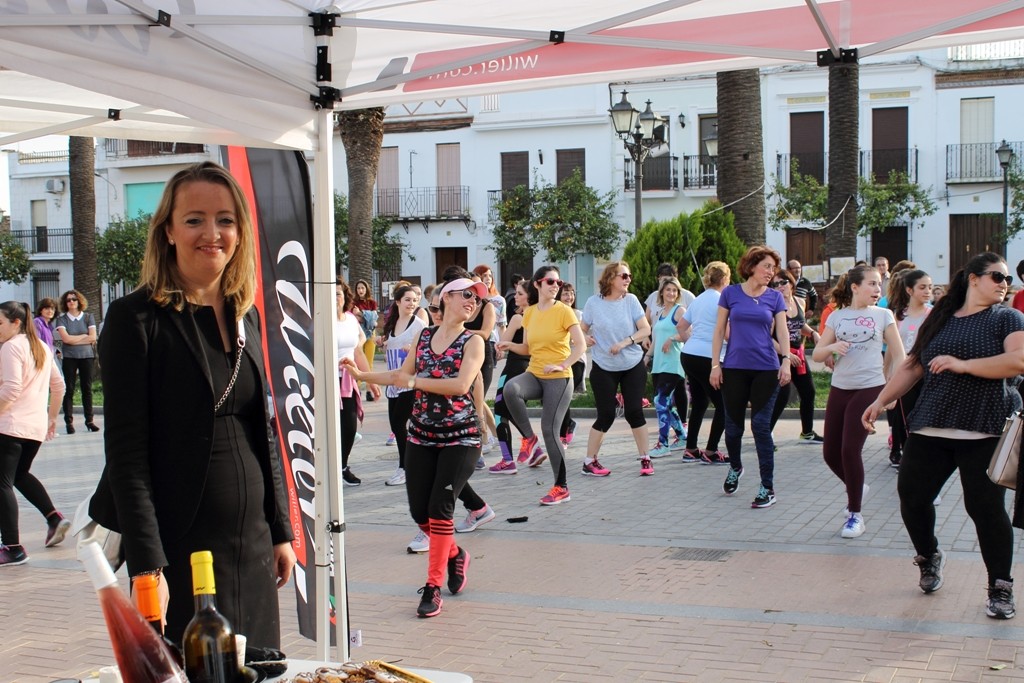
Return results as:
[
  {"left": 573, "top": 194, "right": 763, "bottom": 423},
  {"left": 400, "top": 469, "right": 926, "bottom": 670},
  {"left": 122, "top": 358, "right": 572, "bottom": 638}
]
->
[{"left": 710, "top": 246, "right": 792, "bottom": 509}]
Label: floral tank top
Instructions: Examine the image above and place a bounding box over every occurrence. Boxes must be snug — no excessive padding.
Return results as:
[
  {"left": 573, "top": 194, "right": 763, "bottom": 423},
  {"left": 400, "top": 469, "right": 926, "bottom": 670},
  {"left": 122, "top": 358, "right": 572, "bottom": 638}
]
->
[{"left": 407, "top": 327, "right": 481, "bottom": 448}]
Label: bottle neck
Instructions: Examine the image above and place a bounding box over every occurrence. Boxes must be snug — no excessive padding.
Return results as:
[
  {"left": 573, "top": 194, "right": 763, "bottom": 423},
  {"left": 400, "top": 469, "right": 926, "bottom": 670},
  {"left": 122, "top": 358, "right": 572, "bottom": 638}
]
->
[{"left": 193, "top": 593, "right": 218, "bottom": 613}]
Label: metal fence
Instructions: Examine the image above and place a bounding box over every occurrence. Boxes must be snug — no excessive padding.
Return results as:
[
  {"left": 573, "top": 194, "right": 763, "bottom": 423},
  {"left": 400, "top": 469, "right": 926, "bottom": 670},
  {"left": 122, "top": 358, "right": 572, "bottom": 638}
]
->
[
  {"left": 775, "top": 153, "right": 828, "bottom": 186},
  {"left": 9, "top": 227, "right": 73, "bottom": 254},
  {"left": 104, "top": 139, "right": 207, "bottom": 159},
  {"left": 374, "top": 186, "right": 471, "bottom": 219},
  {"left": 624, "top": 155, "right": 679, "bottom": 191},
  {"left": 680, "top": 155, "right": 718, "bottom": 189},
  {"left": 946, "top": 141, "right": 1023, "bottom": 182},
  {"left": 859, "top": 148, "right": 918, "bottom": 183}
]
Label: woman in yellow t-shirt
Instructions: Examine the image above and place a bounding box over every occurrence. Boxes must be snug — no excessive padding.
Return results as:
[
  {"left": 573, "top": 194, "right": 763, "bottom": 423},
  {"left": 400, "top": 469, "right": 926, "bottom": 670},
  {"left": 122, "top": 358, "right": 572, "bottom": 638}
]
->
[{"left": 497, "top": 266, "right": 586, "bottom": 506}]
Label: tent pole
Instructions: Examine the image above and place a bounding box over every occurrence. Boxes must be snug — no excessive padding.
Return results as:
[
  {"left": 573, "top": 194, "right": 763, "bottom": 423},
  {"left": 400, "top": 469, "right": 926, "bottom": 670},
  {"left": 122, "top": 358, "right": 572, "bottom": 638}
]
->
[{"left": 311, "top": 105, "right": 349, "bottom": 663}]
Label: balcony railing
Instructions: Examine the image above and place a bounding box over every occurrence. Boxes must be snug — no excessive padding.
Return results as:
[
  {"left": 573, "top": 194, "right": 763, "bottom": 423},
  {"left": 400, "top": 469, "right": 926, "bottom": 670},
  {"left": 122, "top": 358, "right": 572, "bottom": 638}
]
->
[
  {"left": 9, "top": 228, "right": 73, "bottom": 254},
  {"left": 487, "top": 188, "right": 530, "bottom": 224},
  {"left": 678, "top": 155, "right": 718, "bottom": 190},
  {"left": 14, "top": 150, "right": 70, "bottom": 165},
  {"left": 946, "top": 141, "right": 1024, "bottom": 182},
  {"left": 776, "top": 153, "right": 828, "bottom": 186},
  {"left": 374, "top": 186, "right": 471, "bottom": 220},
  {"left": 104, "top": 139, "right": 208, "bottom": 159},
  {"left": 624, "top": 156, "right": 679, "bottom": 191},
  {"left": 859, "top": 148, "right": 918, "bottom": 183}
]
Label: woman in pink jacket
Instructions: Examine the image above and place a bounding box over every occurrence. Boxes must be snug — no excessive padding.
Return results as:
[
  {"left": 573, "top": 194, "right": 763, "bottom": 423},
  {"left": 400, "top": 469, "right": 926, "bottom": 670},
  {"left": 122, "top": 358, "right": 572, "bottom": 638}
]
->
[{"left": 0, "top": 301, "right": 67, "bottom": 567}]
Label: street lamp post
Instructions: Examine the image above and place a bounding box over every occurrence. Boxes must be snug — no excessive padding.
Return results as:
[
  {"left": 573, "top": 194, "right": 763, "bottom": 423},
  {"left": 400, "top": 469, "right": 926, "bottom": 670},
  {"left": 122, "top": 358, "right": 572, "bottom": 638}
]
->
[
  {"left": 996, "top": 139, "right": 1014, "bottom": 231},
  {"left": 609, "top": 91, "right": 664, "bottom": 233}
]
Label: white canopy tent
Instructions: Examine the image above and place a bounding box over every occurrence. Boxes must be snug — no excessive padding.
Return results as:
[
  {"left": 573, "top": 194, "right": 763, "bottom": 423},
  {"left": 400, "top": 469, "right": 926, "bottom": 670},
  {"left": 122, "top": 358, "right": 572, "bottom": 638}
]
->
[{"left": 3, "top": 0, "right": 1024, "bottom": 663}]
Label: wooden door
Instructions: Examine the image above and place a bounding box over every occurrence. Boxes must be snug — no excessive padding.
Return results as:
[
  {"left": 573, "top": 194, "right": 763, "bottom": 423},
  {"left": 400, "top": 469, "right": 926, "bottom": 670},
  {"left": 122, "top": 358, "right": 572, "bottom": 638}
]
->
[{"left": 949, "top": 214, "right": 1005, "bottom": 277}]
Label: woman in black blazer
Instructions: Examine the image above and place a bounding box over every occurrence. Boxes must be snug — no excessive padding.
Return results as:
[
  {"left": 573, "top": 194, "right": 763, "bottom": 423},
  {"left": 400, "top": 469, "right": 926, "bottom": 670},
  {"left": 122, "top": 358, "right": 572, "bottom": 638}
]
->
[{"left": 89, "top": 161, "right": 295, "bottom": 647}]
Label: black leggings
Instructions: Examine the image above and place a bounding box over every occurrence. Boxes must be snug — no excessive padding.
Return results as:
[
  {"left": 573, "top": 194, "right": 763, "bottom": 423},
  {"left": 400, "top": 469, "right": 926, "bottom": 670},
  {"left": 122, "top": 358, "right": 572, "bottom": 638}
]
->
[
  {"left": 770, "top": 368, "right": 816, "bottom": 434},
  {"left": 559, "top": 360, "right": 585, "bottom": 437},
  {"left": 339, "top": 394, "right": 358, "bottom": 469},
  {"left": 681, "top": 353, "right": 724, "bottom": 452},
  {"left": 0, "top": 434, "right": 53, "bottom": 546},
  {"left": 889, "top": 382, "right": 922, "bottom": 455},
  {"left": 480, "top": 342, "right": 495, "bottom": 393},
  {"left": 898, "top": 433, "right": 1013, "bottom": 586},
  {"left": 61, "top": 356, "right": 94, "bottom": 424},
  {"left": 590, "top": 359, "right": 648, "bottom": 432},
  {"left": 405, "top": 443, "right": 480, "bottom": 524},
  {"left": 387, "top": 390, "right": 415, "bottom": 468}
]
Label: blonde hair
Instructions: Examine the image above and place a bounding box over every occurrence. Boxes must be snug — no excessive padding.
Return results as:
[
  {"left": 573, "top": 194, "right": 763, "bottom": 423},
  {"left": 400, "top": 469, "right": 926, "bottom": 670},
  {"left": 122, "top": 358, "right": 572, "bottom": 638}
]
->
[
  {"left": 657, "top": 277, "right": 683, "bottom": 307},
  {"left": 138, "top": 162, "right": 256, "bottom": 320},
  {"left": 702, "top": 261, "right": 730, "bottom": 288}
]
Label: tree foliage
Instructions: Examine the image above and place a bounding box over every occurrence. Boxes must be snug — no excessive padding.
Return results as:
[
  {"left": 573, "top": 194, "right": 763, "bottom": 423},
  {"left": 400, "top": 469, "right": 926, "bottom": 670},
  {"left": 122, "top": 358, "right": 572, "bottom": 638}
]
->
[
  {"left": 622, "top": 201, "right": 747, "bottom": 297},
  {"left": 857, "top": 170, "right": 938, "bottom": 233},
  {"left": 333, "top": 191, "right": 411, "bottom": 273},
  {"left": 0, "top": 229, "right": 31, "bottom": 285},
  {"left": 1004, "top": 166, "right": 1024, "bottom": 239},
  {"left": 491, "top": 169, "right": 625, "bottom": 263},
  {"left": 769, "top": 164, "right": 937, "bottom": 235},
  {"left": 97, "top": 212, "right": 150, "bottom": 288}
]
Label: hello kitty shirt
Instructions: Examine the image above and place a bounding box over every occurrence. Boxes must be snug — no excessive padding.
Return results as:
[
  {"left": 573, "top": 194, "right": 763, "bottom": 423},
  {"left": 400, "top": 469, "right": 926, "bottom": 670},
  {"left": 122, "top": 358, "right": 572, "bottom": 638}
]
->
[{"left": 825, "top": 305, "right": 896, "bottom": 390}]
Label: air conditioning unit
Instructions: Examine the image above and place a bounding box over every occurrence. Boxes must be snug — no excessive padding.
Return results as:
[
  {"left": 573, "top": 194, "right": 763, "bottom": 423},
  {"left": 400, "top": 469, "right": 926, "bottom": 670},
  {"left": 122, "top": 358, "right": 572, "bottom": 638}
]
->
[{"left": 45, "top": 179, "right": 65, "bottom": 193}]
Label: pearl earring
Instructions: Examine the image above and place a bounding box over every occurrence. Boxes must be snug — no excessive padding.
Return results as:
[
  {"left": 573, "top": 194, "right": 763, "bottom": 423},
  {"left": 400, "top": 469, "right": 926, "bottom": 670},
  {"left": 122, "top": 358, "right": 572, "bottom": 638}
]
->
[{"left": 169, "top": 240, "right": 175, "bottom": 245}]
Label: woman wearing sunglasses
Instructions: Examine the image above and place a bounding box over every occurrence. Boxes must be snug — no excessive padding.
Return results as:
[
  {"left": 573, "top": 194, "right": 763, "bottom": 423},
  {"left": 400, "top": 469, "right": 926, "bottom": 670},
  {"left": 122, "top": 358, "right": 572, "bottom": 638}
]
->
[
  {"left": 344, "top": 277, "right": 487, "bottom": 617},
  {"left": 812, "top": 265, "right": 903, "bottom": 539},
  {"left": 54, "top": 289, "right": 98, "bottom": 433},
  {"left": 498, "top": 266, "right": 587, "bottom": 505},
  {"left": 863, "top": 252, "right": 1024, "bottom": 619},
  {"left": 768, "top": 268, "right": 823, "bottom": 443},
  {"left": 579, "top": 261, "right": 653, "bottom": 477}
]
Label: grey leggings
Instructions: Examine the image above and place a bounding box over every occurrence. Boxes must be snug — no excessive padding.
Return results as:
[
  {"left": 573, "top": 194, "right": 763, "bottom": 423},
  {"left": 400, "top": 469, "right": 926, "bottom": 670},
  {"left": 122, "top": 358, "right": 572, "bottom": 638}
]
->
[{"left": 503, "top": 372, "right": 573, "bottom": 487}]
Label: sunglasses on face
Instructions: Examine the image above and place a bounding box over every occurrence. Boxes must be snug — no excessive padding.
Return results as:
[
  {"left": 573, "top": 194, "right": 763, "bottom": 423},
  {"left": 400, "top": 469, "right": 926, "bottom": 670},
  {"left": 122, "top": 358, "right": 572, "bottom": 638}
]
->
[
  {"left": 983, "top": 271, "right": 1013, "bottom": 285},
  {"left": 428, "top": 304, "right": 441, "bottom": 313},
  {"left": 618, "top": 273, "right": 632, "bottom": 281},
  {"left": 66, "top": 296, "right": 78, "bottom": 302},
  {"left": 769, "top": 280, "right": 789, "bottom": 288},
  {"left": 449, "top": 289, "right": 480, "bottom": 302},
  {"left": 539, "top": 277, "right": 564, "bottom": 287}
]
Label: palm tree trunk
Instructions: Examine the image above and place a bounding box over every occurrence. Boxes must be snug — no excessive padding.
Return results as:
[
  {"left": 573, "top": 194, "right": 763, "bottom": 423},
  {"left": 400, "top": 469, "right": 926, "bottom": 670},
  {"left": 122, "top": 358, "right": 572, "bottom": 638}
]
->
[
  {"left": 338, "top": 108, "right": 385, "bottom": 288},
  {"left": 69, "top": 137, "right": 100, "bottom": 320},
  {"left": 825, "top": 62, "right": 859, "bottom": 264},
  {"left": 716, "top": 69, "right": 766, "bottom": 245}
]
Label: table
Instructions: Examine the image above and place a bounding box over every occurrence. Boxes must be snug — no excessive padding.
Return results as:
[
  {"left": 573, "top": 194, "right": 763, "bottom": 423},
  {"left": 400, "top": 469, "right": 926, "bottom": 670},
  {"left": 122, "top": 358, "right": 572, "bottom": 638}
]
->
[
  {"left": 83, "top": 660, "right": 473, "bottom": 683},
  {"left": 268, "top": 660, "right": 472, "bottom": 682}
]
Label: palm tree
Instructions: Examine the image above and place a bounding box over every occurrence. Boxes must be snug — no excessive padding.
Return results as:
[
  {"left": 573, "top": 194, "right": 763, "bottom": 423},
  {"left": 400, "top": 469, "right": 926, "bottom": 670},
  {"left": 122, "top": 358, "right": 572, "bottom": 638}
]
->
[
  {"left": 69, "top": 136, "right": 100, "bottom": 320},
  {"left": 338, "top": 108, "right": 385, "bottom": 288},
  {"left": 716, "top": 69, "right": 766, "bottom": 245},
  {"left": 825, "top": 62, "right": 859, "bottom": 262}
]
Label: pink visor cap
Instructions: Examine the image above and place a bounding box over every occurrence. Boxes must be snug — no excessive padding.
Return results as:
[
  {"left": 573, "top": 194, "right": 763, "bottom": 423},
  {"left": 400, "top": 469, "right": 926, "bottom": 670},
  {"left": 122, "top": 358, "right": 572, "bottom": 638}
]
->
[{"left": 439, "top": 278, "right": 489, "bottom": 300}]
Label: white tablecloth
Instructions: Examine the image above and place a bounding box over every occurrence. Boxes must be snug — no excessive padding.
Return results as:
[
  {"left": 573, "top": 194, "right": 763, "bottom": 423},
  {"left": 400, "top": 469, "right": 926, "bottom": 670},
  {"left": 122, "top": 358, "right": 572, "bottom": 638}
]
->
[{"left": 268, "top": 660, "right": 472, "bottom": 682}]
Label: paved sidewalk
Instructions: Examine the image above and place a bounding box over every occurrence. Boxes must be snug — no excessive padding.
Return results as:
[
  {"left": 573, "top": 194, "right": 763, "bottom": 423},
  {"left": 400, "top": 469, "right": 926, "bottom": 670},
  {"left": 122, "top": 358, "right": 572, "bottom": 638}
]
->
[{"left": 4, "top": 381, "right": 1024, "bottom": 682}]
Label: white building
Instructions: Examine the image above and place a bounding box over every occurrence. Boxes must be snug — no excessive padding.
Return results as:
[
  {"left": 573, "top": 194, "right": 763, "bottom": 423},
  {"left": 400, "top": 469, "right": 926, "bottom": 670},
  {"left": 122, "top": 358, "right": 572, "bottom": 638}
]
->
[{"left": 4, "top": 43, "right": 1022, "bottom": 309}]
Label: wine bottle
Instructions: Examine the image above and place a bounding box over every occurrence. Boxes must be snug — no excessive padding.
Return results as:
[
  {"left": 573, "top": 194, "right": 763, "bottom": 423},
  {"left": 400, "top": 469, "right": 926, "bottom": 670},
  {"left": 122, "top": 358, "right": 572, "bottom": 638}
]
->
[
  {"left": 181, "top": 551, "right": 243, "bottom": 683},
  {"left": 133, "top": 573, "right": 183, "bottom": 667},
  {"left": 79, "top": 542, "right": 188, "bottom": 683}
]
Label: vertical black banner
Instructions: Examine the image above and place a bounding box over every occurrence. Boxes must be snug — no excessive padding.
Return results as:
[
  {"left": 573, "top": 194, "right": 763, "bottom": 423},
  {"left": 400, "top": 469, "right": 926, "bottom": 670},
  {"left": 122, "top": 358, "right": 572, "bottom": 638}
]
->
[{"left": 225, "top": 147, "right": 320, "bottom": 639}]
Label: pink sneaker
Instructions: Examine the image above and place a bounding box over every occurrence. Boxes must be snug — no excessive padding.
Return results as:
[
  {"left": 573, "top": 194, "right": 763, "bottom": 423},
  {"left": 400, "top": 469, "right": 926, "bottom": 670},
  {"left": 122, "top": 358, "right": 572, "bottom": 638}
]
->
[
  {"left": 517, "top": 435, "right": 539, "bottom": 464},
  {"left": 581, "top": 459, "right": 611, "bottom": 477},
  {"left": 489, "top": 459, "right": 517, "bottom": 475},
  {"left": 527, "top": 446, "right": 547, "bottom": 468},
  {"left": 540, "top": 485, "right": 570, "bottom": 505},
  {"left": 639, "top": 457, "right": 654, "bottom": 476}
]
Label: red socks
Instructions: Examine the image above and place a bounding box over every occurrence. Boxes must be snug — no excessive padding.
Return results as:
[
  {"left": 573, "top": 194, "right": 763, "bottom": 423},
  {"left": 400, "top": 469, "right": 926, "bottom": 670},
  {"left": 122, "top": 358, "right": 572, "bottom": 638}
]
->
[{"left": 425, "top": 518, "right": 457, "bottom": 587}]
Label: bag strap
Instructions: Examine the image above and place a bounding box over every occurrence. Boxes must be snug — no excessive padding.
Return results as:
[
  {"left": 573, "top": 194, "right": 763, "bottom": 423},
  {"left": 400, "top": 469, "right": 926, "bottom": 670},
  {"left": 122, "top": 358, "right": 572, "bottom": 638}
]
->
[{"left": 213, "top": 320, "right": 246, "bottom": 413}]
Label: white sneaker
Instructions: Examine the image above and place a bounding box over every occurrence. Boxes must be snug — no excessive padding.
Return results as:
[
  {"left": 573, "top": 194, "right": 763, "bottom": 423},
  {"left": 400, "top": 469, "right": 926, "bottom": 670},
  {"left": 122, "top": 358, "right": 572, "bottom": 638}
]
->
[
  {"left": 407, "top": 530, "right": 429, "bottom": 554},
  {"left": 482, "top": 436, "right": 498, "bottom": 454},
  {"left": 840, "top": 513, "right": 866, "bottom": 538},
  {"left": 385, "top": 467, "right": 406, "bottom": 486},
  {"left": 455, "top": 504, "right": 496, "bottom": 533}
]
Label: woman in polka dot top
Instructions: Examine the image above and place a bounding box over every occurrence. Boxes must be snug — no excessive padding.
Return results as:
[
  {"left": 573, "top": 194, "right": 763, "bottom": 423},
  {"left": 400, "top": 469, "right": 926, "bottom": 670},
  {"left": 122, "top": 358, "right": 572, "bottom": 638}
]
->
[{"left": 863, "top": 252, "right": 1024, "bottom": 620}]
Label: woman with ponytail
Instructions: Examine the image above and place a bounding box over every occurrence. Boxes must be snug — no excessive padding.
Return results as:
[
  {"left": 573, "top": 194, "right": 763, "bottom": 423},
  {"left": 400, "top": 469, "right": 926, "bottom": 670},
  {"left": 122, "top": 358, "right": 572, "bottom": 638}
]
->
[
  {"left": 885, "top": 269, "right": 933, "bottom": 468},
  {"left": 813, "top": 265, "right": 904, "bottom": 539},
  {"left": 0, "top": 301, "right": 67, "bottom": 566},
  {"left": 863, "top": 252, "right": 1024, "bottom": 620}
]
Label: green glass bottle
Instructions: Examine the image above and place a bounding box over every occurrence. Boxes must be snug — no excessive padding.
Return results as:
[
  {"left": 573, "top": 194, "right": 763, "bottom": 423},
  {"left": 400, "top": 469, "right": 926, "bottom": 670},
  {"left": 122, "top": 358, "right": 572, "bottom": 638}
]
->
[{"left": 181, "top": 551, "right": 243, "bottom": 683}]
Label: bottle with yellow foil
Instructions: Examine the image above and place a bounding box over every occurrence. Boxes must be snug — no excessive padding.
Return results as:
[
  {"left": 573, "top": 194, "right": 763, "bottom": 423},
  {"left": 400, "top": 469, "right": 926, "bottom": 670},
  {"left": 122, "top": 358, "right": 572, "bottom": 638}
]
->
[{"left": 181, "top": 551, "right": 243, "bottom": 683}]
